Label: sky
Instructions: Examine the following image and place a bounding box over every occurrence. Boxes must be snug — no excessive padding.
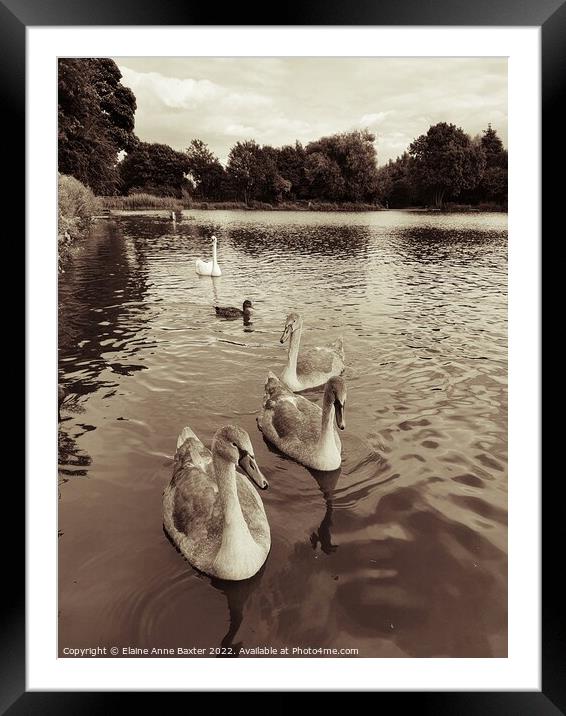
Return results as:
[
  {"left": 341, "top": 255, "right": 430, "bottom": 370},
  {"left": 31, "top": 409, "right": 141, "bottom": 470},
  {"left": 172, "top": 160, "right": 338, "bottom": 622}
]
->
[{"left": 115, "top": 57, "right": 507, "bottom": 167}]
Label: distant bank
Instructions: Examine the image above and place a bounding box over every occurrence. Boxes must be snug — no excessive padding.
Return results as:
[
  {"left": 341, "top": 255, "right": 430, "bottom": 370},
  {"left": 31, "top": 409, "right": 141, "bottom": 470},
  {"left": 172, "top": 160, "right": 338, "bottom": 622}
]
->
[{"left": 99, "top": 194, "right": 507, "bottom": 214}]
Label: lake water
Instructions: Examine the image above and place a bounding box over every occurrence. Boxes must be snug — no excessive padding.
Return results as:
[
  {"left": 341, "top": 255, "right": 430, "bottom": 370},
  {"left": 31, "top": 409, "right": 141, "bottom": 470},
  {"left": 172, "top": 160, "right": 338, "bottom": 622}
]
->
[{"left": 58, "top": 209, "right": 507, "bottom": 658}]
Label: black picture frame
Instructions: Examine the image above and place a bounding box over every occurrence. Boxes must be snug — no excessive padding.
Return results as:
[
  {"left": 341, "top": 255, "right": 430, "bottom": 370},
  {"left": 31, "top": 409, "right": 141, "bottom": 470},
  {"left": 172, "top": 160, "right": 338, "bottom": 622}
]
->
[{"left": 12, "top": 0, "right": 556, "bottom": 710}]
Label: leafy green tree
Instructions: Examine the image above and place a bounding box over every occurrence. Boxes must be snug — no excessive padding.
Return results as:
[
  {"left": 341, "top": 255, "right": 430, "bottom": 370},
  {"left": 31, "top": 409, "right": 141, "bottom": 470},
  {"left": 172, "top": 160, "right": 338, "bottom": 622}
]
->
[
  {"left": 409, "top": 122, "right": 485, "bottom": 207},
  {"left": 58, "top": 59, "right": 137, "bottom": 194},
  {"left": 119, "top": 142, "right": 190, "bottom": 197}
]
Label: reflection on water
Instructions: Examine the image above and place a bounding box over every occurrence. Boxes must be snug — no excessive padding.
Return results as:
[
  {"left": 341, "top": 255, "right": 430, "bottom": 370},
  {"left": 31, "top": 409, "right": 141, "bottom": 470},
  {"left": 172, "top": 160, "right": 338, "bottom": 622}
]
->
[
  {"left": 212, "top": 567, "right": 266, "bottom": 656},
  {"left": 58, "top": 209, "right": 507, "bottom": 657},
  {"left": 308, "top": 468, "right": 341, "bottom": 555}
]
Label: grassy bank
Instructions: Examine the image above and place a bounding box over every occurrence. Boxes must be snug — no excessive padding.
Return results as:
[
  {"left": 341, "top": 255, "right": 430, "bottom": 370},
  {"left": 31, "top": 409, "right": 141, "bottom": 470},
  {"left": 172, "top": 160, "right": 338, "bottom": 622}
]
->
[
  {"left": 99, "top": 193, "right": 507, "bottom": 214},
  {"left": 443, "top": 202, "right": 507, "bottom": 212},
  {"left": 99, "top": 193, "right": 184, "bottom": 211},
  {"left": 58, "top": 174, "right": 100, "bottom": 271},
  {"left": 412, "top": 202, "right": 507, "bottom": 213},
  {"left": 190, "top": 200, "right": 384, "bottom": 212},
  {"left": 100, "top": 194, "right": 385, "bottom": 212}
]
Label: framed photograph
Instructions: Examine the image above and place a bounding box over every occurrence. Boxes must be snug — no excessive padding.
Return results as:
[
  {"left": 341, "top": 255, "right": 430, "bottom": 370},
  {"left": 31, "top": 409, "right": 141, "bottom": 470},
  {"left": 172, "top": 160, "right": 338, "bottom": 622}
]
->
[{"left": 14, "top": 0, "right": 556, "bottom": 708}]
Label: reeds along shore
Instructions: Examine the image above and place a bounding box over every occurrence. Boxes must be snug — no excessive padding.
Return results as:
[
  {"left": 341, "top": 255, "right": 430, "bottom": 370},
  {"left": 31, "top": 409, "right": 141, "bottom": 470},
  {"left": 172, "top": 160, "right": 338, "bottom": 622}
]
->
[
  {"left": 98, "top": 195, "right": 385, "bottom": 212},
  {"left": 98, "top": 194, "right": 507, "bottom": 213},
  {"left": 58, "top": 173, "right": 100, "bottom": 270}
]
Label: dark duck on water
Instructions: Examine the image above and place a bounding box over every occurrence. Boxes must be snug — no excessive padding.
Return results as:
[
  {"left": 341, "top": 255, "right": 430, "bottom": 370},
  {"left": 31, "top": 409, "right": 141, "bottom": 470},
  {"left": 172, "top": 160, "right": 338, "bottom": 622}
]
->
[{"left": 214, "top": 300, "right": 253, "bottom": 319}]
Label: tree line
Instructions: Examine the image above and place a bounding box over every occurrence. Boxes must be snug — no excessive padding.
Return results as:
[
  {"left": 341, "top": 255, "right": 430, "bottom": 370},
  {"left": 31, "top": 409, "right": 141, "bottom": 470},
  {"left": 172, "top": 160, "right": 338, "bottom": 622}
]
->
[
  {"left": 58, "top": 58, "right": 507, "bottom": 209},
  {"left": 376, "top": 122, "right": 507, "bottom": 208}
]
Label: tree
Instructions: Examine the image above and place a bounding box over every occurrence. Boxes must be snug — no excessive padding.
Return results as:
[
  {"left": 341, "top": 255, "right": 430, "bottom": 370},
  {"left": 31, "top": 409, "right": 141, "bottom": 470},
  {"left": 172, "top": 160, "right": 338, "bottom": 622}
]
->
[
  {"left": 304, "top": 152, "right": 345, "bottom": 201},
  {"left": 119, "top": 142, "right": 190, "bottom": 197},
  {"left": 58, "top": 59, "right": 137, "bottom": 194},
  {"left": 87, "top": 58, "right": 137, "bottom": 153},
  {"left": 478, "top": 125, "right": 508, "bottom": 203},
  {"left": 306, "top": 130, "right": 379, "bottom": 202},
  {"left": 185, "top": 139, "right": 227, "bottom": 200},
  {"left": 226, "top": 141, "right": 260, "bottom": 204},
  {"left": 276, "top": 142, "right": 308, "bottom": 199},
  {"left": 226, "top": 140, "right": 285, "bottom": 204},
  {"left": 480, "top": 123, "right": 504, "bottom": 161},
  {"left": 254, "top": 145, "right": 289, "bottom": 203},
  {"left": 409, "top": 122, "right": 485, "bottom": 207},
  {"left": 376, "top": 153, "right": 421, "bottom": 208},
  {"left": 272, "top": 174, "right": 292, "bottom": 203}
]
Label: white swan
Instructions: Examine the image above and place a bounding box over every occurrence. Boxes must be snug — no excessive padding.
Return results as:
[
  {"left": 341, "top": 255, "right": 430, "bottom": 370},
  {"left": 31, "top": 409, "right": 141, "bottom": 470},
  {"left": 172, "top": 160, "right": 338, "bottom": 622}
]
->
[
  {"left": 257, "top": 373, "right": 347, "bottom": 471},
  {"left": 280, "top": 313, "right": 345, "bottom": 392},
  {"left": 163, "top": 425, "right": 270, "bottom": 581},
  {"left": 195, "top": 235, "right": 222, "bottom": 277}
]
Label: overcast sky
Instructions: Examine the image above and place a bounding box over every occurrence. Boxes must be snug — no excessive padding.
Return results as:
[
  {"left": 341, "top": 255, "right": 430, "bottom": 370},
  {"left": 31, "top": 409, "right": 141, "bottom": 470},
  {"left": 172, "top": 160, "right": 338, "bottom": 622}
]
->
[{"left": 115, "top": 57, "right": 507, "bottom": 166}]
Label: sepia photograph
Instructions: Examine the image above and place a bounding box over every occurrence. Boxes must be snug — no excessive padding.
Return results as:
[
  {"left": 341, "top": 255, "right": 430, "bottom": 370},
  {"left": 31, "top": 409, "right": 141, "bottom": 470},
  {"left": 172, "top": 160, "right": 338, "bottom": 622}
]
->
[{"left": 57, "top": 55, "right": 508, "bottom": 659}]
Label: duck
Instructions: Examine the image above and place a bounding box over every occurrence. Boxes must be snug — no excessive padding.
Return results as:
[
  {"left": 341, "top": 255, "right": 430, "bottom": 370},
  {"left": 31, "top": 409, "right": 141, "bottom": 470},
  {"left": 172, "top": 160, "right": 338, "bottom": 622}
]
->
[
  {"left": 162, "top": 425, "right": 270, "bottom": 581},
  {"left": 215, "top": 300, "right": 253, "bottom": 320},
  {"left": 195, "top": 235, "right": 222, "bottom": 277},
  {"left": 257, "top": 373, "right": 347, "bottom": 471},
  {"left": 279, "top": 313, "right": 345, "bottom": 392}
]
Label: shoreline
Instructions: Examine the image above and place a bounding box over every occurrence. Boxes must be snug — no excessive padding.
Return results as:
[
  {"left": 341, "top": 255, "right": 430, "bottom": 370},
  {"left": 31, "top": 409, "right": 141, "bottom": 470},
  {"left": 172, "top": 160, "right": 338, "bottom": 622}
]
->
[
  {"left": 102, "top": 205, "right": 508, "bottom": 216},
  {"left": 99, "top": 194, "right": 507, "bottom": 215}
]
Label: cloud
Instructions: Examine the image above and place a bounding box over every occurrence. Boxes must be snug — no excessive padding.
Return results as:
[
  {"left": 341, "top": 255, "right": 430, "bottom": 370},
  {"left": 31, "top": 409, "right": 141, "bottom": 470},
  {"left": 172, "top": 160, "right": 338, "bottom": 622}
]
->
[
  {"left": 120, "top": 66, "right": 271, "bottom": 111},
  {"left": 225, "top": 123, "right": 258, "bottom": 137},
  {"left": 121, "top": 70, "right": 218, "bottom": 108},
  {"left": 359, "top": 112, "right": 390, "bottom": 126}
]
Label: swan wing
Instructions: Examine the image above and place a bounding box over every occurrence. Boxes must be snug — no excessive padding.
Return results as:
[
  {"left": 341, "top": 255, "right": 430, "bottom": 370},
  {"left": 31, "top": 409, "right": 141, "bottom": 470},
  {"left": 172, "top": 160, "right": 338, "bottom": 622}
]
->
[
  {"left": 260, "top": 373, "right": 321, "bottom": 443},
  {"left": 296, "top": 346, "right": 335, "bottom": 376},
  {"left": 175, "top": 427, "right": 213, "bottom": 475},
  {"left": 236, "top": 475, "right": 270, "bottom": 552},
  {"left": 296, "top": 338, "right": 344, "bottom": 377},
  {"left": 195, "top": 259, "right": 213, "bottom": 275},
  {"left": 271, "top": 395, "right": 320, "bottom": 441},
  {"left": 163, "top": 427, "right": 222, "bottom": 570},
  {"left": 163, "top": 464, "right": 222, "bottom": 572},
  {"left": 330, "top": 335, "right": 345, "bottom": 361},
  {"left": 262, "top": 371, "right": 293, "bottom": 408}
]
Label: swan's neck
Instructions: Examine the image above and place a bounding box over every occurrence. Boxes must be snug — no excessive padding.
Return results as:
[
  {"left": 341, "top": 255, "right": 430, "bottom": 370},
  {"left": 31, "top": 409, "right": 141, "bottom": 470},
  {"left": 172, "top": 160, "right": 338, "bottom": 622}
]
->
[
  {"left": 212, "top": 454, "right": 258, "bottom": 573},
  {"left": 213, "top": 455, "right": 247, "bottom": 530},
  {"left": 212, "top": 242, "right": 219, "bottom": 269},
  {"left": 318, "top": 397, "right": 337, "bottom": 451},
  {"left": 212, "top": 455, "right": 253, "bottom": 560},
  {"left": 286, "top": 327, "right": 301, "bottom": 376}
]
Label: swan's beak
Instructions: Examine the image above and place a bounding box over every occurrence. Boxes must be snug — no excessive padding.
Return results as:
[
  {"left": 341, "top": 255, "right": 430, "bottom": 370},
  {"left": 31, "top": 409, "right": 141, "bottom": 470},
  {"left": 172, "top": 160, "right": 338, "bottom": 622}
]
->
[
  {"left": 334, "top": 400, "right": 346, "bottom": 431},
  {"left": 280, "top": 325, "right": 291, "bottom": 343},
  {"left": 239, "top": 453, "right": 269, "bottom": 490}
]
